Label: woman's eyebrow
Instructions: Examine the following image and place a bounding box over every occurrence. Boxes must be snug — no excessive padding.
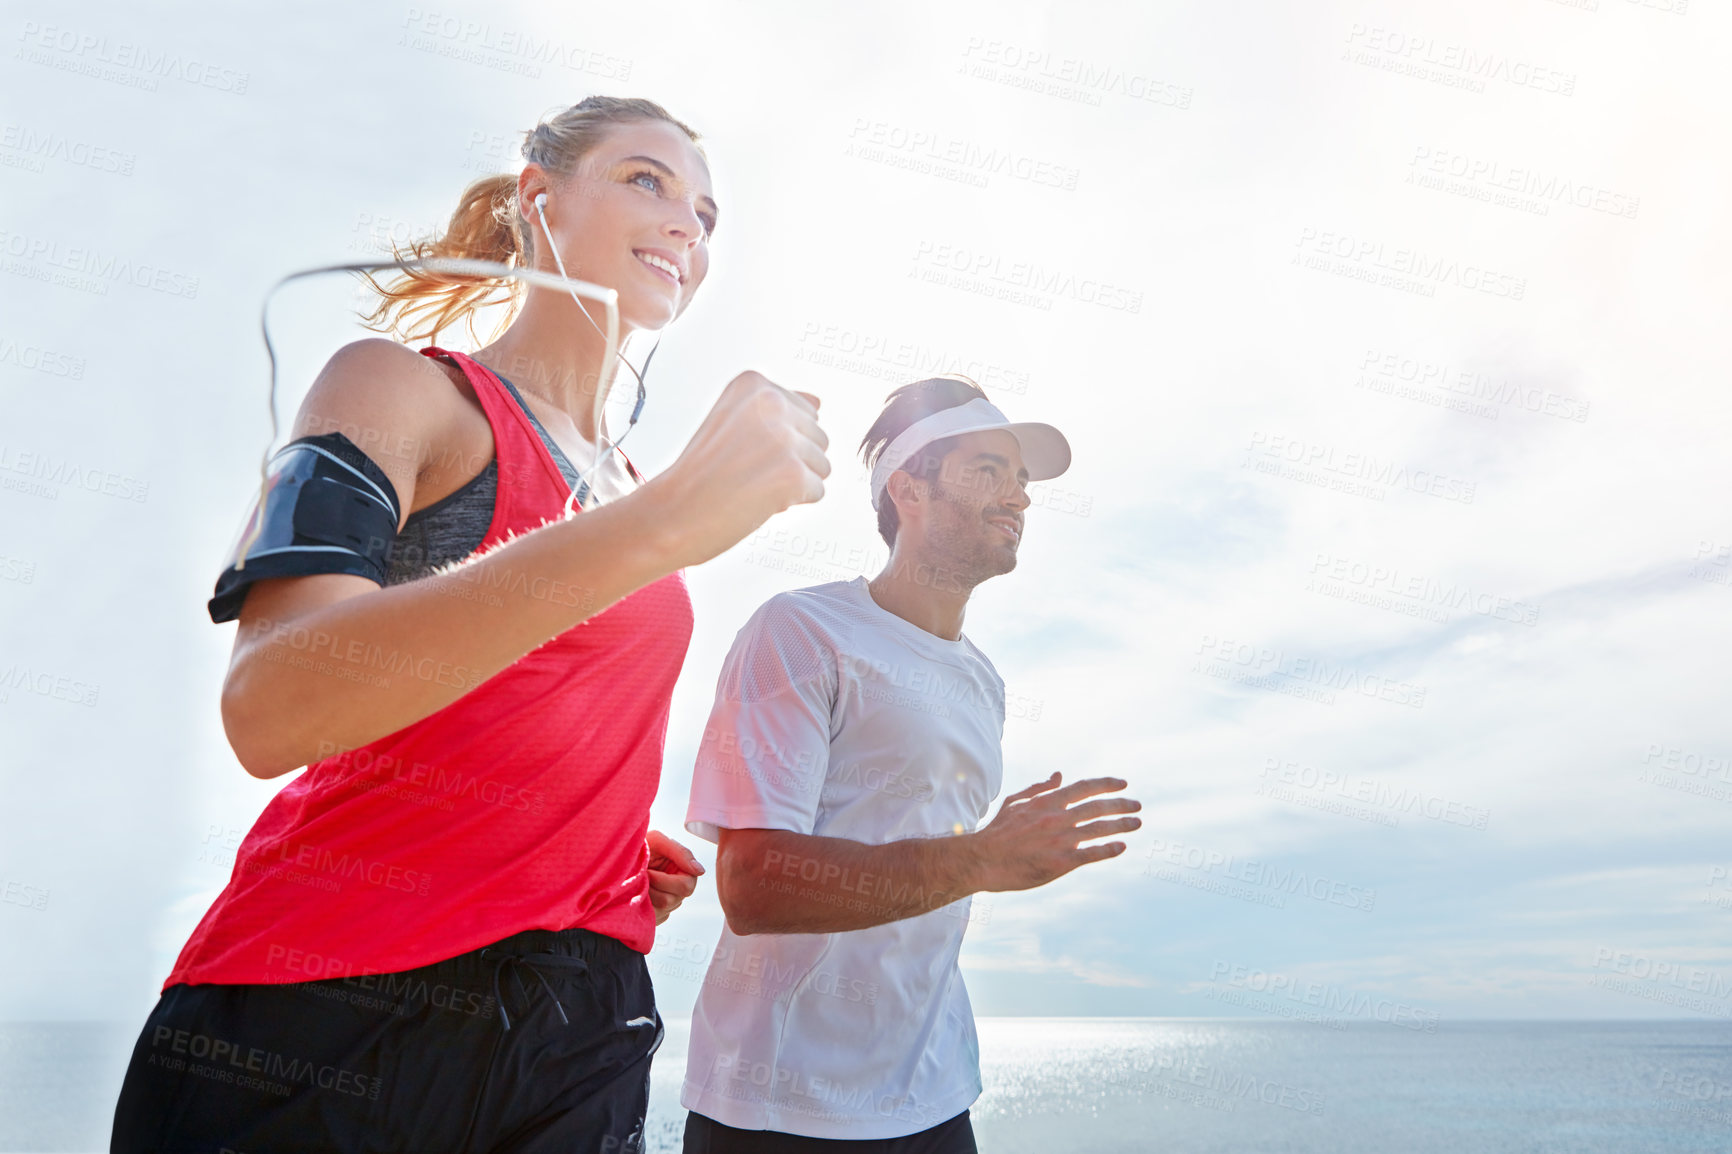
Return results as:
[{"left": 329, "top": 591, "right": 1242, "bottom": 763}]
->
[{"left": 618, "top": 154, "right": 720, "bottom": 223}]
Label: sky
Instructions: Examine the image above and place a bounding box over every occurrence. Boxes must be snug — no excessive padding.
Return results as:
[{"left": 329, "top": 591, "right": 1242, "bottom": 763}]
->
[{"left": 2, "top": 0, "right": 1729, "bottom": 1031}]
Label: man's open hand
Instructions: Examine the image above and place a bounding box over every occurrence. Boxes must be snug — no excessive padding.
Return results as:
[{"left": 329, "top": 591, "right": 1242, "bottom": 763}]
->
[{"left": 967, "top": 773, "right": 1141, "bottom": 892}]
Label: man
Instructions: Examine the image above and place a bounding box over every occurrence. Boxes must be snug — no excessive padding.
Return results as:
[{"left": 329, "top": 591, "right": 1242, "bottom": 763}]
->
[{"left": 680, "top": 376, "right": 1143, "bottom": 1153}]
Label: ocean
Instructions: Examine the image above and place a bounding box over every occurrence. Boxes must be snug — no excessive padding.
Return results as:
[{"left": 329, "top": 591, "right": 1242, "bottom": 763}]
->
[{"left": 5, "top": 1018, "right": 1728, "bottom": 1152}]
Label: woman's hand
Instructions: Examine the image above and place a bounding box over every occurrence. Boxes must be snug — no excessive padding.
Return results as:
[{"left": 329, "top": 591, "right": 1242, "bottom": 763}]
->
[
  {"left": 647, "top": 372, "right": 830, "bottom": 568},
  {"left": 647, "top": 828, "right": 706, "bottom": 925}
]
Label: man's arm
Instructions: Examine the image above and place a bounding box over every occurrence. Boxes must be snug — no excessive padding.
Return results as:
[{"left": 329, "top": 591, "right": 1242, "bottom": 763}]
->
[
  {"left": 716, "top": 773, "right": 1141, "bottom": 935},
  {"left": 717, "top": 827, "right": 976, "bottom": 934}
]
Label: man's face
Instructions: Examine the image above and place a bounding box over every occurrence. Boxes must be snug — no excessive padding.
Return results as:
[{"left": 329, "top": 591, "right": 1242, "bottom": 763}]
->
[{"left": 914, "top": 429, "right": 1031, "bottom": 584}]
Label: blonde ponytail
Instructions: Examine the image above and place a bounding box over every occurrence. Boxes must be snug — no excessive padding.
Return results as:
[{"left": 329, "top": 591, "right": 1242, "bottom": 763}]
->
[
  {"left": 359, "top": 96, "right": 702, "bottom": 347},
  {"left": 358, "top": 172, "right": 529, "bottom": 346}
]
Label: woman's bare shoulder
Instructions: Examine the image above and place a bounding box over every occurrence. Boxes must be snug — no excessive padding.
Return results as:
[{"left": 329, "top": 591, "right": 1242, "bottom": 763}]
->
[
  {"left": 273, "top": 340, "right": 491, "bottom": 524},
  {"left": 290, "top": 339, "right": 473, "bottom": 438}
]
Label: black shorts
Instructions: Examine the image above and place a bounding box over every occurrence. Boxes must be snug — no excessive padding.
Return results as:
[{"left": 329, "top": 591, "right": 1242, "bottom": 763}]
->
[
  {"left": 682, "top": 1110, "right": 977, "bottom": 1154},
  {"left": 111, "top": 926, "right": 662, "bottom": 1154}
]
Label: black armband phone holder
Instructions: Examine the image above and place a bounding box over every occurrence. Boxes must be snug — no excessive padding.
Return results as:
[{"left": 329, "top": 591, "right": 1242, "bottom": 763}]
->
[{"left": 209, "top": 432, "right": 402, "bottom": 623}]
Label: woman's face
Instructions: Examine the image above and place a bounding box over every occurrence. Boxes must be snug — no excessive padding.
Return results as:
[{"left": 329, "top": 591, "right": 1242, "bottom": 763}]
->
[{"left": 527, "top": 119, "right": 716, "bottom": 333}]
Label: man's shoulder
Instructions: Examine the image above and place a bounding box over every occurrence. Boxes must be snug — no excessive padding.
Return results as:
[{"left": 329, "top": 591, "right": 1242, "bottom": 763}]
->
[
  {"left": 720, "top": 583, "right": 865, "bottom": 700},
  {"left": 955, "top": 634, "right": 1007, "bottom": 689},
  {"left": 746, "top": 580, "right": 866, "bottom": 636}
]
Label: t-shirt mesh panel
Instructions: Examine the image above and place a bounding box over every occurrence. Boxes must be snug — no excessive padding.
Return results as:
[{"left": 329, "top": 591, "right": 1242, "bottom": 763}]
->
[{"left": 727, "top": 596, "right": 839, "bottom": 704}]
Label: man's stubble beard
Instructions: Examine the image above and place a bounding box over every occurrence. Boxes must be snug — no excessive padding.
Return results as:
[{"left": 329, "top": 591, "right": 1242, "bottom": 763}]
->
[{"left": 928, "top": 491, "right": 1018, "bottom": 589}]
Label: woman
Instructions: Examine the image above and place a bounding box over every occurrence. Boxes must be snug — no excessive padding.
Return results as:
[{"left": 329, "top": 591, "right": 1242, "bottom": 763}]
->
[{"left": 111, "top": 95, "right": 830, "bottom": 1153}]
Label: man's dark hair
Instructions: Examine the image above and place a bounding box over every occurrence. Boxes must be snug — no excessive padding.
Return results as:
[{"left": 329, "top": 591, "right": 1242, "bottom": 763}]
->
[{"left": 858, "top": 375, "right": 988, "bottom": 547}]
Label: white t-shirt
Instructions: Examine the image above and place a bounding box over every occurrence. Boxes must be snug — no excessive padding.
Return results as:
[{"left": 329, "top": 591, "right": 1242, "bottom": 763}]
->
[{"left": 681, "top": 577, "right": 1006, "bottom": 1140}]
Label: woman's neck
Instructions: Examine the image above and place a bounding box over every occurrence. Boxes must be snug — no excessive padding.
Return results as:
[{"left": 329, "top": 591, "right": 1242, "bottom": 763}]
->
[{"left": 473, "top": 294, "right": 627, "bottom": 441}]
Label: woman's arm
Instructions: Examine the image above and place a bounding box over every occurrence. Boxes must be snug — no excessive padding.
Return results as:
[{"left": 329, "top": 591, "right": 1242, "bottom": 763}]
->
[{"left": 221, "top": 339, "right": 829, "bottom": 779}]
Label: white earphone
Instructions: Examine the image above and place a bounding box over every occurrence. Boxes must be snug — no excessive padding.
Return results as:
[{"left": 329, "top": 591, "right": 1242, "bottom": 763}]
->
[{"left": 526, "top": 188, "right": 659, "bottom": 514}]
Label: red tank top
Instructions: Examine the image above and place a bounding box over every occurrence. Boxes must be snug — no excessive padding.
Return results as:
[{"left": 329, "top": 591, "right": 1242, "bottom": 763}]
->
[{"left": 166, "top": 348, "right": 693, "bottom": 988}]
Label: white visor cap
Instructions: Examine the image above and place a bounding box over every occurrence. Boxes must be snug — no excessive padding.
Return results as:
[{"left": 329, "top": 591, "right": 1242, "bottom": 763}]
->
[{"left": 870, "top": 397, "right": 1071, "bottom": 511}]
